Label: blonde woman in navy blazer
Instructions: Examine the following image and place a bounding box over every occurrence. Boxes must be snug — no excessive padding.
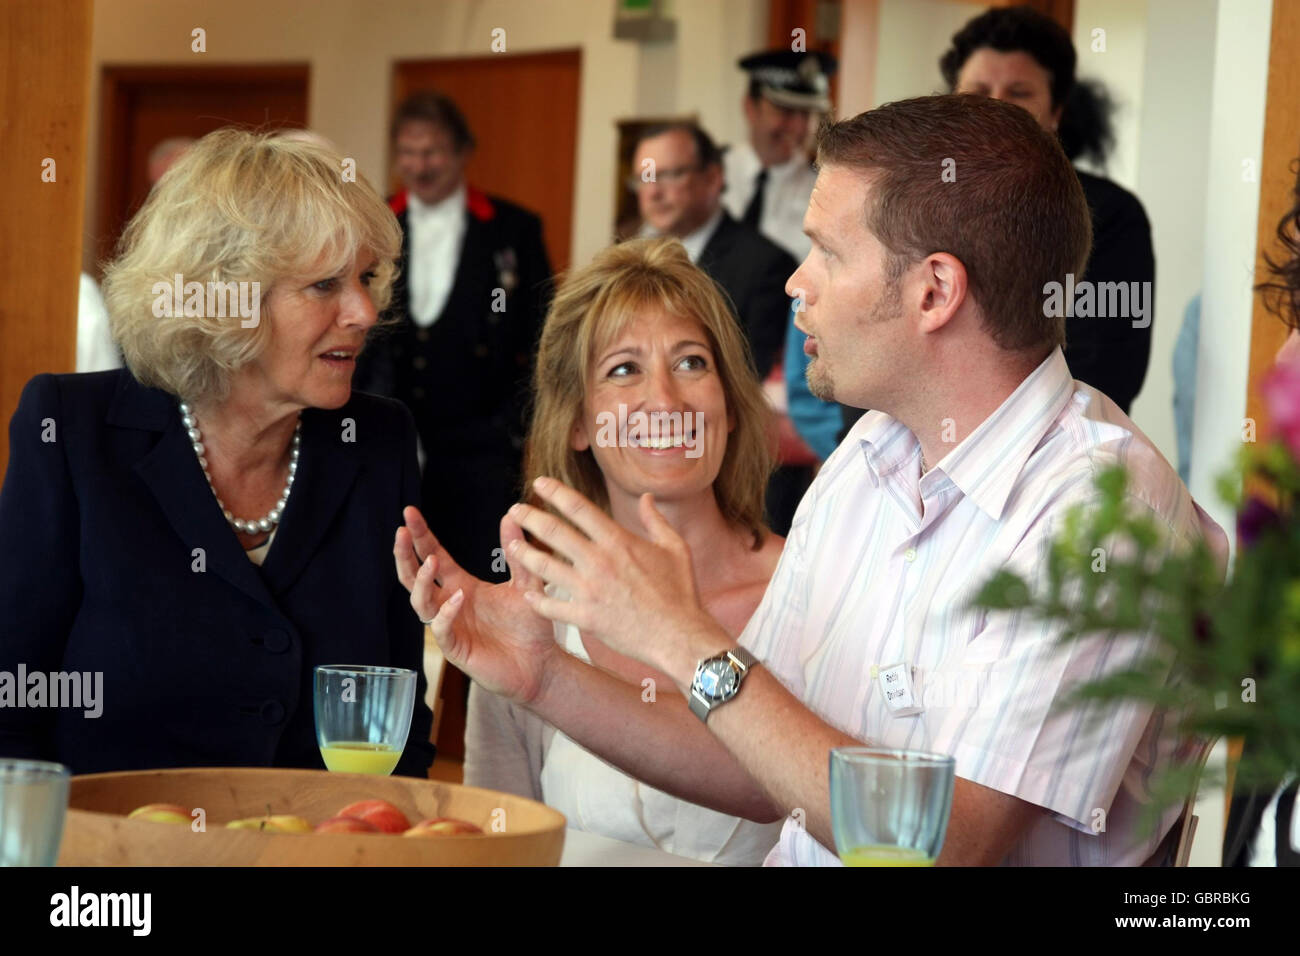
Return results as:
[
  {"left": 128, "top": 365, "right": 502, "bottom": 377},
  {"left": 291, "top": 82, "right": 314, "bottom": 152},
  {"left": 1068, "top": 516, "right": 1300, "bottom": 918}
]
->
[{"left": 0, "top": 129, "right": 434, "bottom": 776}]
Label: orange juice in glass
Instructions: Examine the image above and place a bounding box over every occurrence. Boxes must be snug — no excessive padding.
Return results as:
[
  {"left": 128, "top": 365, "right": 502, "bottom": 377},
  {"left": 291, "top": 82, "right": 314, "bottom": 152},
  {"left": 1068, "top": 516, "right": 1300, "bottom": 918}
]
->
[{"left": 314, "top": 665, "right": 416, "bottom": 775}]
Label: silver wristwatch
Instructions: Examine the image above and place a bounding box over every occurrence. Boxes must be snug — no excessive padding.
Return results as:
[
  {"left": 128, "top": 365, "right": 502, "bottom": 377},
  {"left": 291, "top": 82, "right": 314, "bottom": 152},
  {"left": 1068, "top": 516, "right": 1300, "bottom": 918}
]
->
[{"left": 688, "top": 646, "right": 759, "bottom": 723}]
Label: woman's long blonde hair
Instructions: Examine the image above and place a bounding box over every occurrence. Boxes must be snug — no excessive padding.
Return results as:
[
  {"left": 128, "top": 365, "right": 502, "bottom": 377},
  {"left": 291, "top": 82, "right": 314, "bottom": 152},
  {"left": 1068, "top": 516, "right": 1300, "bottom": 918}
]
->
[{"left": 523, "top": 237, "right": 774, "bottom": 548}]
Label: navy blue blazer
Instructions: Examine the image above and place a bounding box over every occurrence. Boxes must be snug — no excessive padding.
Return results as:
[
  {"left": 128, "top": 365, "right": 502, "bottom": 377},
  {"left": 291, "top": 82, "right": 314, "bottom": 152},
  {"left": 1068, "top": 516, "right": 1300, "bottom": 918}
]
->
[{"left": 0, "top": 369, "right": 435, "bottom": 777}]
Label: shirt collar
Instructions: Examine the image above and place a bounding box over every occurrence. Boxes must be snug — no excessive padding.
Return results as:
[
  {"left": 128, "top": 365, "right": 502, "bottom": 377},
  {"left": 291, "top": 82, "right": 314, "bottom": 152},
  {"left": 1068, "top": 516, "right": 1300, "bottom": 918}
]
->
[
  {"left": 679, "top": 207, "right": 724, "bottom": 263},
  {"left": 734, "top": 140, "right": 807, "bottom": 181},
  {"left": 642, "top": 208, "right": 724, "bottom": 264},
  {"left": 407, "top": 183, "right": 466, "bottom": 224},
  {"left": 855, "top": 347, "right": 1077, "bottom": 520}
]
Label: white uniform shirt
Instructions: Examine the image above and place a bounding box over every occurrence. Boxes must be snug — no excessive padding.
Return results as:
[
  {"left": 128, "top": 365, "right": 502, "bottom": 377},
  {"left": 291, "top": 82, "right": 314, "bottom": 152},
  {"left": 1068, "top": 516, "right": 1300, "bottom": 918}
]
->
[
  {"left": 739, "top": 347, "right": 1228, "bottom": 866},
  {"left": 638, "top": 208, "right": 723, "bottom": 266},
  {"left": 406, "top": 184, "right": 467, "bottom": 325},
  {"left": 722, "top": 141, "right": 816, "bottom": 262}
]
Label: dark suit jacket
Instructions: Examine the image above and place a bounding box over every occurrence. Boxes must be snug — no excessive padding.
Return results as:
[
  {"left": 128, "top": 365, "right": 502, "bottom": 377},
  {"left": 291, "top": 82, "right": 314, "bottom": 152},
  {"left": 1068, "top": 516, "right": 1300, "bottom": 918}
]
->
[
  {"left": 0, "top": 369, "right": 435, "bottom": 777},
  {"left": 354, "top": 188, "right": 552, "bottom": 579},
  {"left": 355, "top": 187, "right": 552, "bottom": 456},
  {"left": 1066, "top": 170, "right": 1156, "bottom": 414},
  {"left": 698, "top": 212, "right": 797, "bottom": 380}
]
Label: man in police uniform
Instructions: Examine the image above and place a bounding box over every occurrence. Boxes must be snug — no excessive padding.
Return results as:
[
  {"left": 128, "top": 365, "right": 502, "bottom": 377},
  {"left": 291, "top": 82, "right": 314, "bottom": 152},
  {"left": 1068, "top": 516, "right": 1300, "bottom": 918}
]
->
[
  {"left": 723, "top": 50, "right": 836, "bottom": 262},
  {"left": 725, "top": 51, "right": 845, "bottom": 529},
  {"left": 356, "top": 91, "right": 552, "bottom": 580}
]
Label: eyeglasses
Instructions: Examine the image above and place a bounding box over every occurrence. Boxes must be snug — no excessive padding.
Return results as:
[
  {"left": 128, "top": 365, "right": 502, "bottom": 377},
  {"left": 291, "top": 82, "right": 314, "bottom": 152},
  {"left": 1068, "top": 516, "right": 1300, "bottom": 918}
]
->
[{"left": 626, "top": 163, "right": 702, "bottom": 192}]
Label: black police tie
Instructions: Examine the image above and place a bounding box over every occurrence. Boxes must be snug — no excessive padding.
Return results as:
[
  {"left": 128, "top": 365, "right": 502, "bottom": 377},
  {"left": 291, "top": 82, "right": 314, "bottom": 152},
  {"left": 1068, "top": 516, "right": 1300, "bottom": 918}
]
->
[{"left": 740, "top": 168, "right": 768, "bottom": 231}]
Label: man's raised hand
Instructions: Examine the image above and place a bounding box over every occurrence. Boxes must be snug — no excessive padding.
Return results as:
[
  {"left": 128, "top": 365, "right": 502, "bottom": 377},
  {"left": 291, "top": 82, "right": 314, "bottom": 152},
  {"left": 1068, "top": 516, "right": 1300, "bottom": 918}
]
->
[
  {"left": 393, "top": 506, "right": 557, "bottom": 705},
  {"left": 506, "top": 477, "right": 716, "bottom": 679}
]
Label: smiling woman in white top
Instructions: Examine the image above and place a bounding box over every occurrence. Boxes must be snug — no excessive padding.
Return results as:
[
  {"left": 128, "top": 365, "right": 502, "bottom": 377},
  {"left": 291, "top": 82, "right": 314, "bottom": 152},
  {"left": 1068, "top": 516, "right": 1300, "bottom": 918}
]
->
[{"left": 462, "top": 237, "right": 784, "bottom": 864}]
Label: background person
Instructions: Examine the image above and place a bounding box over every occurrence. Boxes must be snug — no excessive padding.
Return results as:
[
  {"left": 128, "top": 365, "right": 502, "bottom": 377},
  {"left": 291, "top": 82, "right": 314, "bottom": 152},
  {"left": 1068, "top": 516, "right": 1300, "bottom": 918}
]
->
[
  {"left": 398, "top": 95, "right": 1225, "bottom": 867},
  {"left": 940, "top": 3, "right": 1156, "bottom": 415},
  {"left": 355, "top": 90, "right": 553, "bottom": 581},
  {"left": 462, "top": 238, "right": 783, "bottom": 865},
  {"left": 632, "top": 122, "right": 793, "bottom": 383},
  {"left": 632, "top": 120, "right": 802, "bottom": 532},
  {"left": 0, "top": 129, "right": 434, "bottom": 776},
  {"left": 725, "top": 50, "right": 848, "bottom": 498},
  {"left": 1222, "top": 159, "right": 1300, "bottom": 867}
]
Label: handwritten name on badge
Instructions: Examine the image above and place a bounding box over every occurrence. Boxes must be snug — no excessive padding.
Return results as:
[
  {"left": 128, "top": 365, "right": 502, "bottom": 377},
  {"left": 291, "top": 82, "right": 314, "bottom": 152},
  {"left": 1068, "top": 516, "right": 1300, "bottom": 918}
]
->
[{"left": 877, "top": 662, "right": 923, "bottom": 717}]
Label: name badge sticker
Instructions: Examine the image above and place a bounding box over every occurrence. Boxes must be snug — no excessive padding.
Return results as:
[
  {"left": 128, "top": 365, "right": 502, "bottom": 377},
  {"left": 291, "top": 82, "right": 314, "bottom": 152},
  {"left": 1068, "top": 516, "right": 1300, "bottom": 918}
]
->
[{"left": 877, "top": 662, "right": 924, "bottom": 717}]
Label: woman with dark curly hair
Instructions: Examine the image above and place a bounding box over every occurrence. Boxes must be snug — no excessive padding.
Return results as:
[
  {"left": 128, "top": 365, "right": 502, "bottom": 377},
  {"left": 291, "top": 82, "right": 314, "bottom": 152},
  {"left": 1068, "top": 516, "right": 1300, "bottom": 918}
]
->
[
  {"left": 940, "top": 4, "right": 1156, "bottom": 415},
  {"left": 1222, "top": 161, "right": 1300, "bottom": 867}
]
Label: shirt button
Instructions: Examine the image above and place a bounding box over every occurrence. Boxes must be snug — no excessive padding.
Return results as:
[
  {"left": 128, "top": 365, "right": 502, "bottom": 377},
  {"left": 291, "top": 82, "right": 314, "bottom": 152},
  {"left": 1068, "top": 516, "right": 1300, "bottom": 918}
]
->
[
  {"left": 412, "top": 355, "right": 427, "bottom": 370},
  {"left": 412, "top": 386, "right": 426, "bottom": 399},
  {"left": 260, "top": 700, "right": 285, "bottom": 725},
  {"left": 904, "top": 548, "right": 917, "bottom": 562}
]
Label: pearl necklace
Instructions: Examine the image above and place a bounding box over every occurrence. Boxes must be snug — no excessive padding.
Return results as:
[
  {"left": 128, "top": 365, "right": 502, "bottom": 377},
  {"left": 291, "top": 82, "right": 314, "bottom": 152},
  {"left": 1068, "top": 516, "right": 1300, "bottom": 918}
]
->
[{"left": 179, "top": 402, "right": 300, "bottom": 535}]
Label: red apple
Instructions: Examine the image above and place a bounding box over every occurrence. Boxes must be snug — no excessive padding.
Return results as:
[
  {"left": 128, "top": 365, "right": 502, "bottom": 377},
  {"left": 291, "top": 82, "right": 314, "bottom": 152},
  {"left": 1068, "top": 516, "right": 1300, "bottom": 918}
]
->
[
  {"left": 127, "top": 803, "right": 191, "bottom": 825},
  {"left": 314, "top": 816, "right": 380, "bottom": 834},
  {"left": 402, "top": 817, "right": 483, "bottom": 837},
  {"left": 335, "top": 799, "right": 410, "bottom": 834}
]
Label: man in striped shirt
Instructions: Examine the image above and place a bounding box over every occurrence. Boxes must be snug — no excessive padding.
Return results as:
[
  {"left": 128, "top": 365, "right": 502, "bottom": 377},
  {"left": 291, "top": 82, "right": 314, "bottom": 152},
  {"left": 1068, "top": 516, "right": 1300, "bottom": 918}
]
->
[{"left": 399, "top": 94, "right": 1227, "bottom": 866}]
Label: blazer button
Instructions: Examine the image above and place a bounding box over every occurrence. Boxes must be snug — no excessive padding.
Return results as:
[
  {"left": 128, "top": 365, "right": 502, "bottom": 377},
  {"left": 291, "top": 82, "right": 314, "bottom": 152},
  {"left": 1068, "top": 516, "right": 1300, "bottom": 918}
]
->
[
  {"left": 262, "top": 629, "right": 290, "bottom": 653},
  {"left": 260, "top": 700, "right": 286, "bottom": 725},
  {"left": 474, "top": 344, "right": 489, "bottom": 358},
  {"left": 412, "top": 386, "right": 426, "bottom": 399},
  {"left": 415, "top": 329, "right": 430, "bottom": 342},
  {"left": 412, "top": 356, "right": 428, "bottom": 370}
]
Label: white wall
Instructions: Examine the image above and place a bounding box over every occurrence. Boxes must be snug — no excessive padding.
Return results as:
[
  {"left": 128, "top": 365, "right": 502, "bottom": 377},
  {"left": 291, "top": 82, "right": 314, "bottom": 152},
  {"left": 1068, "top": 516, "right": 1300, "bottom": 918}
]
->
[
  {"left": 1072, "top": 0, "right": 1148, "bottom": 190},
  {"left": 85, "top": 0, "right": 766, "bottom": 273},
  {"left": 1186, "top": 0, "right": 1274, "bottom": 868},
  {"left": 872, "top": 0, "right": 973, "bottom": 106},
  {"left": 1127, "top": 1, "right": 1217, "bottom": 480}
]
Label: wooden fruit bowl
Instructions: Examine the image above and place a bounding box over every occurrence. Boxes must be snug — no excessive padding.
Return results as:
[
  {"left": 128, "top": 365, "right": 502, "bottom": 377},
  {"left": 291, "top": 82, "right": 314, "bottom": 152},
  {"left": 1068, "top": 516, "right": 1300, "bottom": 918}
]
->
[{"left": 57, "top": 767, "right": 566, "bottom": 866}]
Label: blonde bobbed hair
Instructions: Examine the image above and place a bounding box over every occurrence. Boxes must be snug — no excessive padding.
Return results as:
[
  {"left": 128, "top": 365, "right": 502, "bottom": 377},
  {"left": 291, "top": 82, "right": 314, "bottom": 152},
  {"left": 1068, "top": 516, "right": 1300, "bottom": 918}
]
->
[
  {"left": 101, "top": 127, "right": 402, "bottom": 404},
  {"left": 524, "top": 237, "right": 774, "bottom": 548}
]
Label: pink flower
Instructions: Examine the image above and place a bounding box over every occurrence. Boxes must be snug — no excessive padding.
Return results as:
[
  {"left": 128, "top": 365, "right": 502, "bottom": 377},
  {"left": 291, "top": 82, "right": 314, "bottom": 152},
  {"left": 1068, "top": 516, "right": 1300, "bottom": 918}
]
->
[{"left": 1262, "top": 360, "right": 1300, "bottom": 457}]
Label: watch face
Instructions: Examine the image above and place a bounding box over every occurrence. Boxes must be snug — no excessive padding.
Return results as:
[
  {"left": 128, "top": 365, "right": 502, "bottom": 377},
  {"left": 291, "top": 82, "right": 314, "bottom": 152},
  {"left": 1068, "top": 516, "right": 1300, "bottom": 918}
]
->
[{"left": 698, "top": 659, "right": 738, "bottom": 700}]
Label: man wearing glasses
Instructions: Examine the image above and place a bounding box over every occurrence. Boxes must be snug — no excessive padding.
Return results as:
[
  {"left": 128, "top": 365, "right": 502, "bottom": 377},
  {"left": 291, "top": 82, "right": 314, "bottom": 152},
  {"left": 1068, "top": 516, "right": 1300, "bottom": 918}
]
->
[{"left": 631, "top": 122, "right": 794, "bottom": 380}]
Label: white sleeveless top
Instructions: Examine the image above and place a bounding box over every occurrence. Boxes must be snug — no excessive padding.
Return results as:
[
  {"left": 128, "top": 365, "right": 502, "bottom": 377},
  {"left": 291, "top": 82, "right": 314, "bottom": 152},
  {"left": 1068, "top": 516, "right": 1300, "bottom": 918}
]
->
[{"left": 537, "top": 622, "right": 783, "bottom": 866}]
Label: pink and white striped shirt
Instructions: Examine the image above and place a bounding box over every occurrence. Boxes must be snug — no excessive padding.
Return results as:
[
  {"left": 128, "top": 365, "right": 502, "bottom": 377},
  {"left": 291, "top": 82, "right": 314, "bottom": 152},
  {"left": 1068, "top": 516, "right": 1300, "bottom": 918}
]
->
[{"left": 741, "top": 347, "right": 1227, "bottom": 866}]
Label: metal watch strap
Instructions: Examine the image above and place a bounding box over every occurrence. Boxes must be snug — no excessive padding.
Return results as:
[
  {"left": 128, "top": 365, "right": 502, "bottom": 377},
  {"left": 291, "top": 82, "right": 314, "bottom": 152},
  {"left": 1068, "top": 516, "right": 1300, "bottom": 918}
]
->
[
  {"left": 688, "top": 647, "right": 759, "bottom": 723},
  {"left": 727, "top": 646, "right": 758, "bottom": 673}
]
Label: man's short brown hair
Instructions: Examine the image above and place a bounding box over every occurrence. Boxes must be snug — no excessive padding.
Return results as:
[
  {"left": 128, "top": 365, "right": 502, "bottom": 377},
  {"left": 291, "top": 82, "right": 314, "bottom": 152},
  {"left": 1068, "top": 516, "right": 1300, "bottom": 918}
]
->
[{"left": 816, "top": 93, "right": 1091, "bottom": 353}]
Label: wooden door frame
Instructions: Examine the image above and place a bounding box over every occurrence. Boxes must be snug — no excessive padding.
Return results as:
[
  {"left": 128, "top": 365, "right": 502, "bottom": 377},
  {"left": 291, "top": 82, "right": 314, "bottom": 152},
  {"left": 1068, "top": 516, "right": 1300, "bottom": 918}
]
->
[
  {"left": 96, "top": 63, "right": 310, "bottom": 269},
  {"left": 0, "top": 0, "right": 92, "bottom": 475}
]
